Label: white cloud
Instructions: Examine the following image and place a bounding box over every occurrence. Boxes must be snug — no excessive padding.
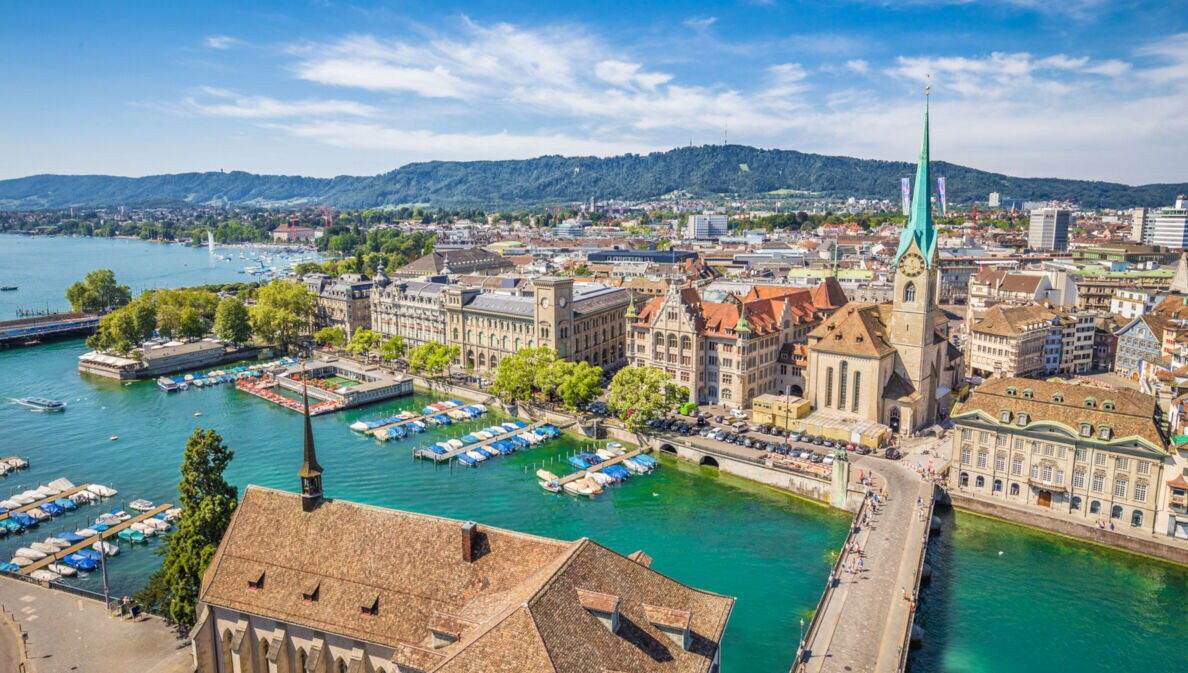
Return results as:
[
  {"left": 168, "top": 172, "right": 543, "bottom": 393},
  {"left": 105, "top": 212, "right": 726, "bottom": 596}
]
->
[
  {"left": 184, "top": 87, "right": 377, "bottom": 119},
  {"left": 593, "top": 60, "right": 673, "bottom": 90},
  {"left": 204, "top": 35, "right": 241, "bottom": 50},
  {"left": 683, "top": 16, "right": 718, "bottom": 31},
  {"left": 846, "top": 59, "right": 870, "bottom": 74}
]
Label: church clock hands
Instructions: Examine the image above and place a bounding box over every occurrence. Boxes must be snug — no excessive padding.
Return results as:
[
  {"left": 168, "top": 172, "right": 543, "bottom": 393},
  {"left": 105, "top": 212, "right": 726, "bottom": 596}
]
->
[{"left": 899, "top": 252, "right": 925, "bottom": 278}]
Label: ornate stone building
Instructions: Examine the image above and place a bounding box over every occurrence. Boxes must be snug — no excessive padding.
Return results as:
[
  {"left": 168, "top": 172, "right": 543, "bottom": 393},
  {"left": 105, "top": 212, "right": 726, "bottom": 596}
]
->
[
  {"left": 304, "top": 273, "right": 374, "bottom": 339},
  {"left": 804, "top": 96, "right": 963, "bottom": 433},
  {"left": 192, "top": 396, "right": 734, "bottom": 673}
]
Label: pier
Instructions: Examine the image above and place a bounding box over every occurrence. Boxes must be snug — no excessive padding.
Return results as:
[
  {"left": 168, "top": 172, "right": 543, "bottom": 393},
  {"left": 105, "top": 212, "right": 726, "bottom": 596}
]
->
[
  {"left": 555, "top": 448, "right": 648, "bottom": 486},
  {"left": 364, "top": 408, "right": 459, "bottom": 439},
  {"left": 0, "top": 484, "right": 92, "bottom": 524},
  {"left": 16, "top": 503, "right": 173, "bottom": 576},
  {"left": 793, "top": 458, "right": 935, "bottom": 673},
  {"left": 415, "top": 421, "right": 545, "bottom": 462},
  {"left": 0, "top": 312, "right": 98, "bottom": 347}
]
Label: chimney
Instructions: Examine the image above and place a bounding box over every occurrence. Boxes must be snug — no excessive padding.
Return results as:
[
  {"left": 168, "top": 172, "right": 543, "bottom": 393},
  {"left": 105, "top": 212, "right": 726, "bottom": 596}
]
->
[
  {"left": 577, "top": 589, "right": 621, "bottom": 634},
  {"left": 644, "top": 604, "right": 693, "bottom": 651},
  {"left": 461, "top": 521, "right": 477, "bottom": 563}
]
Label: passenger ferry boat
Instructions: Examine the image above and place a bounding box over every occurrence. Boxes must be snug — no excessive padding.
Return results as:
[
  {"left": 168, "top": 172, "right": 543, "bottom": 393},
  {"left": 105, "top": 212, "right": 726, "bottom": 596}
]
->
[
  {"left": 157, "top": 377, "right": 183, "bottom": 392},
  {"left": 16, "top": 397, "right": 66, "bottom": 412}
]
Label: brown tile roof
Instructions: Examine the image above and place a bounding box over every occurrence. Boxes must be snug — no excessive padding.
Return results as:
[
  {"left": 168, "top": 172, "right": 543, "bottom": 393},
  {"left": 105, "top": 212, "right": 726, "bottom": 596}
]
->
[
  {"left": 576, "top": 588, "right": 621, "bottom": 614},
  {"left": 807, "top": 303, "right": 896, "bottom": 357},
  {"left": 643, "top": 605, "right": 692, "bottom": 631},
  {"left": 810, "top": 277, "right": 849, "bottom": 311},
  {"left": 952, "top": 377, "right": 1167, "bottom": 451},
  {"left": 203, "top": 488, "right": 733, "bottom": 673},
  {"left": 972, "top": 304, "right": 1056, "bottom": 337}
]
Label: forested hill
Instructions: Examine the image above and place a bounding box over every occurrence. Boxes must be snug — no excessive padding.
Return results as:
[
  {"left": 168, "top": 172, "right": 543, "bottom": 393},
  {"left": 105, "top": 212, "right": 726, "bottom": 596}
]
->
[{"left": 2, "top": 145, "right": 1183, "bottom": 210}]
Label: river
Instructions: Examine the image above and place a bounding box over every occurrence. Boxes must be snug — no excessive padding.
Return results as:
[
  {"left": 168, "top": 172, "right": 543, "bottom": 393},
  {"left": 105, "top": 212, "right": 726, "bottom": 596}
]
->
[{"left": 1, "top": 236, "right": 1185, "bottom": 672}]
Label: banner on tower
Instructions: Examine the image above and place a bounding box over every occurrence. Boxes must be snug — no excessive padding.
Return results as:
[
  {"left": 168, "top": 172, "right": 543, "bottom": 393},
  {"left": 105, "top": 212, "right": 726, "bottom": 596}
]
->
[
  {"left": 937, "top": 177, "right": 947, "bottom": 216},
  {"left": 901, "top": 178, "right": 911, "bottom": 216}
]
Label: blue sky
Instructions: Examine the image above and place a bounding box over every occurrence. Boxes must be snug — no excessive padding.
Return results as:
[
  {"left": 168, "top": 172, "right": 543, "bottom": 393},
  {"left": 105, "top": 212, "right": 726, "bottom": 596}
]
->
[{"left": 4, "top": 0, "right": 1187, "bottom": 183}]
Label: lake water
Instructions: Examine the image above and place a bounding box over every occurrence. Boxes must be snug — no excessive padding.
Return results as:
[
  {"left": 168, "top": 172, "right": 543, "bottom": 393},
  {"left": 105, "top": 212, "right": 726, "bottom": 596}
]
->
[{"left": 1, "top": 236, "right": 1185, "bottom": 672}]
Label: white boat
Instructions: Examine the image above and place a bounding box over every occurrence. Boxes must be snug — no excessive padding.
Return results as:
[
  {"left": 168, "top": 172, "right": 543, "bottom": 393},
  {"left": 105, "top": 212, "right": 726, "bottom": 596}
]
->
[
  {"left": 446, "top": 439, "right": 464, "bottom": 449},
  {"left": 70, "top": 491, "right": 96, "bottom": 503},
  {"left": 44, "top": 537, "right": 71, "bottom": 549},
  {"left": 589, "top": 472, "right": 614, "bottom": 487},
  {"left": 563, "top": 481, "right": 596, "bottom": 497},
  {"left": 622, "top": 459, "right": 648, "bottom": 474},
  {"left": 128, "top": 499, "right": 155, "bottom": 512},
  {"left": 466, "top": 450, "right": 487, "bottom": 463},
  {"left": 92, "top": 541, "right": 119, "bottom": 557},
  {"left": 47, "top": 563, "right": 77, "bottom": 577},
  {"left": 349, "top": 421, "right": 370, "bottom": 432},
  {"left": 0, "top": 499, "right": 21, "bottom": 510},
  {"left": 16, "top": 397, "right": 66, "bottom": 412},
  {"left": 86, "top": 484, "right": 118, "bottom": 498},
  {"left": 11, "top": 493, "right": 36, "bottom": 505},
  {"left": 142, "top": 518, "right": 169, "bottom": 532},
  {"left": 27, "top": 509, "right": 50, "bottom": 521},
  {"left": 75, "top": 528, "right": 99, "bottom": 537},
  {"left": 131, "top": 522, "right": 157, "bottom": 536},
  {"left": 474, "top": 431, "right": 492, "bottom": 440},
  {"left": 47, "top": 478, "right": 75, "bottom": 491},
  {"left": 536, "top": 469, "right": 562, "bottom": 493},
  {"left": 607, "top": 441, "right": 624, "bottom": 451},
  {"left": 30, "top": 542, "right": 60, "bottom": 554},
  {"left": 8, "top": 556, "right": 32, "bottom": 567},
  {"left": 595, "top": 449, "right": 616, "bottom": 461},
  {"left": 163, "top": 507, "right": 182, "bottom": 521},
  {"left": 30, "top": 569, "right": 62, "bottom": 582},
  {"left": 95, "top": 513, "right": 121, "bottom": 526},
  {"left": 14, "top": 547, "right": 46, "bottom": 560},
  {"left": 36, "top": 485, "right": 60, "bottom": 497},
  {"left": 4, "top": 458, "right": 28, "bottom": 469}
]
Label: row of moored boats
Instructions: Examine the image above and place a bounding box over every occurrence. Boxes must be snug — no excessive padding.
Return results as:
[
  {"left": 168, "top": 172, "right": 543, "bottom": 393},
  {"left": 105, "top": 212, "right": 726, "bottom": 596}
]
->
[
  {"left": 158, "top": 357, "right": 300, "bottom": 392},
  {"left": 349, "top": 401, "right": 489, "bottom": 441},
  {"left": 537, "top": 443, "right": 660, "bottom": 497},
  {"left": 0, "top": 456, "right": 30, "bottom": 478},
  {"left": 426, "top": 422, "right": 561, "bottom": 465}
]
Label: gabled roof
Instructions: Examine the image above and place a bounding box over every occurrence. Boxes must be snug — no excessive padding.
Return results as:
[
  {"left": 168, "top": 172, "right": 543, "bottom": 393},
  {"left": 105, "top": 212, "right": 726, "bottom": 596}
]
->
[
  {"left": 972, "top": 303, "right": 1056, "bottom": 337},
  {"left": 809, "top": 277, "right": 848, "bottom": 311},
  {"left": 807, "top": 303, "right": 897, "bottom": 357}
]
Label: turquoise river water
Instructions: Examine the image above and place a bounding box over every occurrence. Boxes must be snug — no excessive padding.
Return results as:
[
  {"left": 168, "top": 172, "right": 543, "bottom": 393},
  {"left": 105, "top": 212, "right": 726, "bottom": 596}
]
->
[{"left": 0, "top": 236, "right": 1185, "bottom": 671}]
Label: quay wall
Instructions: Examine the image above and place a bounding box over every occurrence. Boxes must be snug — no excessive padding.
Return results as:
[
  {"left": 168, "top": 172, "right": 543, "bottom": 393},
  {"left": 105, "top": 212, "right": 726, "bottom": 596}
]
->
[
  {"left": 948, "top": 493, "right": 1188, "bottom": 566},
  {"left": 78, "top": 345, "right": 263, "bottom": 380},
  {"left": 407, "top": 372, "right": 866, "bottom": 512}
]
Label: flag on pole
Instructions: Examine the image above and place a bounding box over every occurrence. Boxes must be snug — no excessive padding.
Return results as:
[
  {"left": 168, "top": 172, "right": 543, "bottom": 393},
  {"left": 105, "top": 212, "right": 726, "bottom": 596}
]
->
[
  {"left": 901, "top": 178, "right": 911, "bottom": 216},
  {"left": 937, "top": 177, "right": 947, "bottom": 216}
]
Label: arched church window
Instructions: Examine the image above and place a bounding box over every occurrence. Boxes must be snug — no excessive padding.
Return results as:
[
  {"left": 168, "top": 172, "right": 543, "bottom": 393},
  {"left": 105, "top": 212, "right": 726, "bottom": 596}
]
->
[{"left": 903, "top": 282, "right": 916, "bottom": 303}]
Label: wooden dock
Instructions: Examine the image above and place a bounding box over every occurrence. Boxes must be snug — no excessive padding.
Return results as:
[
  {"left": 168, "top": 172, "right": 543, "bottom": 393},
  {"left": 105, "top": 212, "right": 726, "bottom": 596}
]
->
[
  {"left": 556, "top": 449, "right": 647, "bottom": 486},
  {"left": 0, "top": 484, "right": 93, "bottom": 523},
  {"left": 18, "top": 503, "right": 173, "bottom": 576},
  {"left": 360, "top": 402, "right": 484, "bottom": 439},
  {"left": 416, "top": 422, "right": 545, "bottom": 463}
]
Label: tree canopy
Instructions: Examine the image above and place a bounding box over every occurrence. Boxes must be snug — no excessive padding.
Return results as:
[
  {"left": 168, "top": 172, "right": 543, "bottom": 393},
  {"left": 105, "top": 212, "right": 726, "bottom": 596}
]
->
[
  {"left": 406, "top": 340, "right": 459, "bottom": 376},
  {"left": 136, "top": 428, "right": 238, "bottom": 628},
  {"left": 249, "top": 279, "right": 313, "bottom": 350},
  {"left": 346, "top": 328, "right": 383, "bottom": 357},
  {"left": 490, "top": 347, "right": 557, "bottom": 403},
  {"left": 213, "top": 296, "right": 251, "bottom": 345},
  {"left": 380, "top": 335, "right": 407, "bottom": 361},
  {"left": 66, "top": 269, "right": 131, "bottom": 314},
  {"left": 606, "top": 365, "right": 686, "bottom": 431},
  {"left": 313, "top": 326, "right": 346, "bottom": 348}
]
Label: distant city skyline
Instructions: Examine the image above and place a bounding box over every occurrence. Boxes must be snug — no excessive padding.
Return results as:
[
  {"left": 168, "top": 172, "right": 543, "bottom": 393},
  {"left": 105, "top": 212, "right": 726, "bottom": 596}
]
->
[{"left": 4, "top": 0, "right": 1188, "bottom": 184}]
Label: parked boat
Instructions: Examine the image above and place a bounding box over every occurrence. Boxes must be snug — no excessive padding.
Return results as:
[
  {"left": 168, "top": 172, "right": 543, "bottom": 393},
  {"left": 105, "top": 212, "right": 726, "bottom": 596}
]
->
[
  {"left": 16, "top": 397, "right": 66, "bottom": 412},
  {"left": 47, "top": 563, "right": 77, "bottom": 577},
  {"left": 117, "top": 528, "right": 146, "bottom": 543},
  {"left": 128, "top": 499, "right": 155, "bottom": 512},
  {"left": 466, "top": 450, "right": 487, "bottom": 462},
  {"left": 8, "top": 556, "right": 33, "bottom": 567},
  {"left": 63, "top": 553, "right": 99, "bottom": 571},
  {"left": 14, "top": 547, "right": 46, "bottom": 560},
  {"left": 29, "top": 569, "right": 61, "bottom": 582},
  {"left": 157, "top": 377, "right": 183, "bottom": 392},
  {"left": 537, "top": 470, "right": 562, "bottom": 492},
  {"left": 456, "top": 453, "right": 477, "bottom": 466},
  {"left": 92, "top": 541, "right": 119, "bottom": 556}
]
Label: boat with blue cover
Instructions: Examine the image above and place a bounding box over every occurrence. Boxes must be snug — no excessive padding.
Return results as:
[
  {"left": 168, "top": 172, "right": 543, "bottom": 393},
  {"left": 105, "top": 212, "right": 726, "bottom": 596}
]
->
[
  {"left": 406, "top": 421, "right": 426, "bottom": 433},
  {"left": 602, "top": 464, "right": 632, "bottom": 482},
  {"left": 475, "top": 447, "right": 495, "bottom": 459},
  {"left": 386, "top": 425, "right": 407, "bottom": 440},
  {"left": 38, "top": 502, "right": 64, "bottom": 516},
  {"left": 57, "top": 531, "right": 85, "bottom": 543},
  {"left": 53, "top": 498, "right": 78, "bottom": 511},
  {"left": 63, "top": 553, "right": 99, "bottom": 570},
  {"left": 0, "top": 520, "right": 22, "bottom": 533},
  {"left": 0, "top": 562, "right": 21, "bottom": 572},
  {"left": 456, "top": 453, "right": 477, "bottom": 466},
  {"left": 10, "top": 512, "right": 37, "bottom": 528}
]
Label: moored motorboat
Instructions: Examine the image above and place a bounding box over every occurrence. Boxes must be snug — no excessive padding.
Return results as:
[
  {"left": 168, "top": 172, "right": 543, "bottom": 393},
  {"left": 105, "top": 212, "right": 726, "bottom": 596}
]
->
[
  {"left": 14, "top": 547, "right": 47, "bottom": 560},
  {"left": 92, "top": 541, "right": 119, "bottom": 556},
  {"left": 30, "top": 569, "right": 61, "bottom": 582},
  {"left": 47, "top": 563, "right": 77, "bottom": 577},
  {"left": 536, "top": 469, "right": 562, "bottom": 492},
  {"left": 129, "top": 499, "right": 155, "bottom": 512}
]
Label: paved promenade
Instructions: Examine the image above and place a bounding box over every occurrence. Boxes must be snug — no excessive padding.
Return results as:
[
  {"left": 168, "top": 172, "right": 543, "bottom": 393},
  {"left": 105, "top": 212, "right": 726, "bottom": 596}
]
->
[
  {"left": 799, "top": 455, "right": 934, "bottom": 673},
  {"left": 0, "top": 577, "right": 192, "bottom": 673}
]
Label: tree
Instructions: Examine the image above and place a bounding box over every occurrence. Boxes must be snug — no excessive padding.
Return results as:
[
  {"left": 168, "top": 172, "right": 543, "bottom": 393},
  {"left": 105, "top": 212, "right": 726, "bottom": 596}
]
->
[
  {"left": 66, "top": 269, "right": 131, "bottom": 313},
  {"left": 407, "top": 341, "right": 459, "bottom": 376},
  {"left": 346, "top": 328, "right": 382, "bottom": 357},
  {"left": 136, "top": 428, "right": 238, "bottom": 628},
  {"left": 314, "top": 326, "right": 346, "bottom": 348},
  {"left": 214, "top": 296, "right": 251, "bottom": 344},
  {"left": 606, "top": 365, "right": 685, "bottom": 432},
  {"left": 249, "top": 279, "right": 313, "bottom": 350},
  {"left": 533, "top": 358, "right": 571, "bottom": 402},
  {"left": 557, "top": 360, "right": 603, "bottom": 410},
  {"left": 491, "top": 347, "right": 556, "bottom": 403},
  {"left": 380, "top": 335, "right": 407, "bottom": 361}
]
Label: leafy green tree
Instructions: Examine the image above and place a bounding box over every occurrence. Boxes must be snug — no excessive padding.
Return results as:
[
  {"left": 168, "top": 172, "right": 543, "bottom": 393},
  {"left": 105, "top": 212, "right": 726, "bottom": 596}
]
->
[
  {"left": 491, "top": 347, "right": 556, "bottom": 403},
  {"left": 313, "top": 326, "right": 346, "bottom": 348},
  {"left": 346, "top": 328, "right": 382, "bottom": 357},
  {"left": 249, "top": 279, "right": 313, "bottom": 350},
  {"left": 380, "top": 335, "right": 407, "bottom": 361},
  {"left": 136, "top": 428, "right": 238, "bottom": 628},
  {"left": 407, "top": 341, "right": 459, "bottom": 376},
  {"left": 65, "top": 269, "right": 131, "bottom": 313},
  {"left": 86, "top": 297, "right": 157, "bottom": 353},
  {"left": 533, "top": 358, "right": 570, "bottom": 402},
  {"left": 213, "top": 296, "right": 251, "bottom": 345},
  {"left": 606, "top": 365, "right": 686, "bottom": 431},
  {"left": 557, "top": 360, "right": 603, "bottom": 410}
]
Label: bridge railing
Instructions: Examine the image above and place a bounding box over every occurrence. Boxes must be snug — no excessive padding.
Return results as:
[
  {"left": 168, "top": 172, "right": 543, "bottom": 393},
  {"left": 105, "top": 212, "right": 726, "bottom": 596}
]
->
[
  {"left": 791, "top": 496, "right": 870, "bottom": 672},
  {"left": 895, "top": 483, "right": 936, "bottom": 672}
]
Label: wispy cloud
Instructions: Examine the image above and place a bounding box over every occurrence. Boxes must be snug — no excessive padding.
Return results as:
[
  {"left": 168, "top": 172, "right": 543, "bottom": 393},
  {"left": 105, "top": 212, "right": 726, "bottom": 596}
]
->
[
  {"left": 204, "top": 35, "right": 242, "bottom": 50},
  {"left": 183, "top": 87, "right": 377, "bottom": 119}
]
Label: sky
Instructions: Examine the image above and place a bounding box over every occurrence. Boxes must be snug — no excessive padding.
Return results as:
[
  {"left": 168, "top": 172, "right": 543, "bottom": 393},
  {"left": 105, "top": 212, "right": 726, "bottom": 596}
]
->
[{"left": 3, "top": 0, "right": 1188, "bottom": 184}]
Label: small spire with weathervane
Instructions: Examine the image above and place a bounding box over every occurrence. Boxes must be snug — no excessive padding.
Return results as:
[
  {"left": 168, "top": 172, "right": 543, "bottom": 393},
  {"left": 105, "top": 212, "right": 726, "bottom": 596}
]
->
[{"left": 298, "top": 362, "right": 324, "bottom": 512}]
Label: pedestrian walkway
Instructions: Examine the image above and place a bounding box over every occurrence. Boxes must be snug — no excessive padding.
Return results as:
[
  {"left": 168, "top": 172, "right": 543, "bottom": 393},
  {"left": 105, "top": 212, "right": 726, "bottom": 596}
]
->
[
  {"left": 0, "top": 576, "right": 192, "bottom": 673},
  {"left": 798, "top": 455, "right": 933, "bottom": 673}
]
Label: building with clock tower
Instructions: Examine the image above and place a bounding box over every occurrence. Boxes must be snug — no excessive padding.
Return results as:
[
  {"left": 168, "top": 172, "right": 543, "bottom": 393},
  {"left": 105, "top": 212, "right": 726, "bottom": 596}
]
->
[{"left": 804, "top": 90, "right": 963, "bottom": 434}]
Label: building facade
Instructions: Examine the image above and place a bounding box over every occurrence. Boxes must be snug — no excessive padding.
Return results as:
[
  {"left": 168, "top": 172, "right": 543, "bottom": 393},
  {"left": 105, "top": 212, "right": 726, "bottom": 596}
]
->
[
  {"left": 686, "top": 214, "right": 729, "bottom": 240},
  {"left": 1151, "top": 196, "right": 1188, "bottom": 249},
  {"left": 303, "top": 273, "right": 373, "bottom": 339},
  {"left": 1028, "top": 208, "right": 1071, "bottom": 251},
  {"left": 967, "top": 304, "right": 1054, "bottom": 379},
  {"left": 949, "top": 377, "right": 1170, "bottom": 534}
]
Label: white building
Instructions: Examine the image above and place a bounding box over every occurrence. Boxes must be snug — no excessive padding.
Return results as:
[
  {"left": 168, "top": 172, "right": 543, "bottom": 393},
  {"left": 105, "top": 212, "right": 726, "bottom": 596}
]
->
[
  {"left": 1028, "top": 208, "right": 1071, "bottom": 251},
  {"left": 685, "top": 214, "right": 729, "bottom": 240},
  {"left": 1130, "top": 207, "right": 1154, "bottom": 245},
  {"left": 1151, "top": 197, "right": 1188, "bottom": 249},
  {"left": 988, "top": 192, "right": 1001, "bottom": 208},
  {"left": 1110, "top": 288, "right": 1163, "bottom": 320}
]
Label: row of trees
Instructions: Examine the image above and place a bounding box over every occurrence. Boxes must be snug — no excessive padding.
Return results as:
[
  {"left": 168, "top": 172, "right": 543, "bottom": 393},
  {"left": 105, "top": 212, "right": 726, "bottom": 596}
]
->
[{"left": 489, "top": 347, "right": 604, "bottom": 411}]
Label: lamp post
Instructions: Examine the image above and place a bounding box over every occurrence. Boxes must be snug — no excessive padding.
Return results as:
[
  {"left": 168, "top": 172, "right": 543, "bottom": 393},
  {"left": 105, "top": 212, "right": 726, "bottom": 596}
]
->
[{"left": 799, "top": 617, "right": 806, "bottom": 658}]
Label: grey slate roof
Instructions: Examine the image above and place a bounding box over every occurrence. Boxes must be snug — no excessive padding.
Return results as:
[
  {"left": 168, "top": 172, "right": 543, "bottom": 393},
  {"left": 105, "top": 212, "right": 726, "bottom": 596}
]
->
[{"left": 465, "top": 293, "right": 535, "bottom": 317}]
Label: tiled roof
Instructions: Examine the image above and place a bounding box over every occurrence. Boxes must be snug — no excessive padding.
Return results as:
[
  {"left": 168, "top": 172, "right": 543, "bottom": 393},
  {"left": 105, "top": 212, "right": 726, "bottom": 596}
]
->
[
  {"left": 633, "top": 285, "right": 820, "bottom": 338},
  {"left": 466, "top": 293, "right": 535, "bottom": 317},
  {"left": 972, "top": 304, "right": 1056, "bottom": 337},
  {"left": 202, "top": 487, "right": 733, "bottom": 673},
  {"left": 809, "top": 277, "right": 849, "bottom": 310},
  {"left": 807, "top": 303, "right": 897, "bottom": 357},
  {"left": 952, "top": 377, "right": 1166, "bottom": 450}
]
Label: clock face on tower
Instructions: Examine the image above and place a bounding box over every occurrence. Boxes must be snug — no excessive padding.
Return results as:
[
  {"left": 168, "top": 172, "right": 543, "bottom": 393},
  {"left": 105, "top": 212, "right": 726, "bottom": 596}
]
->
[{"left": 900, "top": 253, "right": 925, "bottom": 278}]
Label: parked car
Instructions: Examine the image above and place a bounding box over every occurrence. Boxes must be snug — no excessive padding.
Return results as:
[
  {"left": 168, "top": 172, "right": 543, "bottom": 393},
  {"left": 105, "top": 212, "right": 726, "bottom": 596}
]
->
[
  {"left": 730, "top": 409, "right": 748, "bottom": 420},
  {"left": 811, "top": 436, "right": 824, "bottom": 446},
  {"left": 856, "top": 446, "right": 872, "bottom": 455},
  {"left": 714, "top": 415, "right": 725, "bottom": 423},
  {"left": 884, "top": 448, "right": 901, "bottom": 460}
]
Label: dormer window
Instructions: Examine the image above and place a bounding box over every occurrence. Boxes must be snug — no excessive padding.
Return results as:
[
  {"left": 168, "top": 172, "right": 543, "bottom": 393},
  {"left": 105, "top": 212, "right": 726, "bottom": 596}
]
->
[
  {"left": 1017, "top": 412, "right": 1029, "bottom": 426},
  {"left": 1052, "top": 393, "right": 1064, "bottom": 403},
  {"left": 1000, "top": 410, "right": 1012, "bottom": 423},
  {"left": 1080, "top": 423, "right": 1093, "bottom": 437},
  {"left": 1103, "top": 400, "right": 1115, "bottom": 411},
  {"left": 1084, "top": 397, "right": 1096, "bottom": 408},
  {"left": 361, "top": 596, "right": 379, "bottom": 617},
  {"left": 1023, "top": 389, "right": 1033, "bottom": 399},
  {"left": 248, "top": 572, "right": 265, "bottom": 592},
  {"left": 1099, "top": 426, "right": 1112, "bottom": 440},
  {"left": 302, "top": 582, "right": 320, "bottom": 604},
  {"left": 1006, "top": 387, "right": 1017, "bottom": 397}
]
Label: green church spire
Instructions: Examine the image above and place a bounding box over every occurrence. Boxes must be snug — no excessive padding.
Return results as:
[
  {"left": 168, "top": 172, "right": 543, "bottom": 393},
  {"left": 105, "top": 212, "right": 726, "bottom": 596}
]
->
[{"left": 895, "top": 82, "right": 937, "bottom": 266}]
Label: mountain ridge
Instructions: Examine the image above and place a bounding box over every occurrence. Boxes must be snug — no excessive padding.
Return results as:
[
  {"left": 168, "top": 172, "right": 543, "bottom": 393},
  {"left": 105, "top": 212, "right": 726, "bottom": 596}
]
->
[{"left": 1, "top": 145, "right": 1183, "bottom": 210}]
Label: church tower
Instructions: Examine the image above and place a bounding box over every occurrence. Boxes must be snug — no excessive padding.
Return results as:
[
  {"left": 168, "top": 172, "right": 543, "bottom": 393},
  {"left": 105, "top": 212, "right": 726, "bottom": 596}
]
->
[
  {"left": 888, "top": 86, "right": 939, "bottom": 423},
  {"left": 298, "top": 369, "right": 324, "bottom": 512}
]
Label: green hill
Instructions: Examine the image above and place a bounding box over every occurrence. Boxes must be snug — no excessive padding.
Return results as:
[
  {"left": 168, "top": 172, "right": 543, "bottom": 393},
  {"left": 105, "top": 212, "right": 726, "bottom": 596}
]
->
[{"left": 0, "top": 145, "right": 1181, "bottom": 210}]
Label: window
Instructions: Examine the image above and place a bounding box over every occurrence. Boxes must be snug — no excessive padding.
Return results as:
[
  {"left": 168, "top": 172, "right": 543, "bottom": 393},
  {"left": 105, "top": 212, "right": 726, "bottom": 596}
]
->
[
  {"left": 1095, "top": 453, "right": 1106, "bottom": 465},
  {"left": 1075, "top": 448, "right": 1087, "bottom": 462},
  {"left": 825, "top": 367, "right": 834, "bottom": 408},
  {"left": 1000, "top": 410, "right": 1012, "bottom": 423},
  {"left": 1131, "top": 510, "right": 1144, "bottom": 527},
  {"left": 1080, "top": 423, "right": 1093, "bottom": 437},
  {"left": 1084, "top": 397, "right": 1096, "bottom": 408},
  {"left": 1092, "top": 473, "right": 1104, "bottom": 493},
  {"left": 1042, "top": 464, "right": 1053, "bottom": 482},
  {"left": 1115, "top": 456, "right": 1128, "bottom": 470},
  {"left": 361, "top": 597, "right": 380, "bottom": 617},
  {"left": 979, "top": 431, "right": 990, "bottom": 445},
  {"left": 1111, "top": 504, "right": 1123, "bottom": 520},
  {"left": 852, "top": 372, "right": 861, "bottom": 412},
  {"left": 1052, "top": 393, "right": 1064, "bottom": 403},
  {"left": 975, "top": 476, "right": 985, "bottom": 488},
  {"left": 1071, "top": 496, "right": 1082, "bottom": 510},
  {"left": 962, "top": 429, "right": 972, "bottom": 440},
  {"left": 903, "top": 282, "right": 916, "bottom": 303},
  {"left": 1090, "top": 500, "right": 1101, "bottom": 514},
  {"left": 1011, "top": 455, "right": 1023, "bottom": 476},
  {"left": 1030, "top": 464, "right": 1039, "bottom": 479},
  {"left": 977, "top": 451, "right": 988, "bottom": 468},
  {"left": 248, "top": 573, "right": 265, "bottom": 591},
  {"left": 1137, "top": 461, "right": 1150, "bottom": 475},
  {"left": 1103, "top": 400, "right": 1115, "bottom": 411},
  {"left": 1006, "top": 386, "right": 1017, "bottom": 396},
  {"left": 838, "top": 362, "right": 848, "bottom": 409},
  {"left": 960, "top": 472, "right": 969, "bottom": 487},
  {"left": 1023, "top": 388, "right": 1034, "bottom": 399},
  {"left": 1044, "top": 443, "right": 1055, "bottom": 456},
  {"left": 1073, "top": 470, "right": 1086, "bottom": 489},
  {"left": 1010, "top": 483, "right": 1020, "bottom": 496},
  {"left": 961, "top": 448, "right": 971, "bottom": 465},
  {"left": 1134, "top": 481, "right": 1148, "bottom": 502},
  {"left": 302, "top": 583, "right": 320, "bottom": 604},
  {"left": 1056, "top": 469, "right": 1065, "bottom": 485},
  {"left": 996, "top": 435, "right": 1007, "bottom": 448},
  {"left": 995, "top": 453, "right": 1006, "bottom": 472},
  {"left": 1113, "top": 476, "right": 1127, "bottom": 498},
  {"left": 1098, "top": 426, "right": 1111, "bottom": 440},
  {"left": 1017, "top": 412, "right": 1029, "bottom": 426}
]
